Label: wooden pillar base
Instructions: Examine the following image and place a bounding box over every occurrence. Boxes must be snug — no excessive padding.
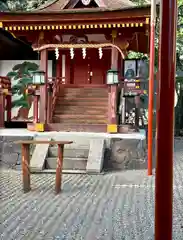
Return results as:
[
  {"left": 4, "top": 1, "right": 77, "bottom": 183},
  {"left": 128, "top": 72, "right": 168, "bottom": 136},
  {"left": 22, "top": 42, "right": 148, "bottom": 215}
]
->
[
  {"left": 107, "top": 124, "right": 118, "bottom": 133},
  {"left": 27, "top": 123, "right": 45, "bottom": 132}
]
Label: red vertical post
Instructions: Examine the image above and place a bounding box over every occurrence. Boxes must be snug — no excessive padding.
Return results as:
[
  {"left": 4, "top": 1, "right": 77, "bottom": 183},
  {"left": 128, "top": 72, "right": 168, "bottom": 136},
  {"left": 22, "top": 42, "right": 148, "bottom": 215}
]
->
[
  {"left": 6, "top": 95, "right": 11, "bottom": 122},
  {"left": 0, "top": 93, "right": 4, "bottom": 128},
  {"left": 155, "top": 0, "right": 177, "bottom": 239},
  {"left": 21, "top": 143, "right": 31, "bottom": 193},
  {"left": 39, "top": 49, "right": 48, "bottom": 124},
  {"left": 33, "top": 95, "right": 39, "bottom": 123},
  {"left": 148, "top": 0, "right": 156, "bottom": 176},
  {"left": 55, "top": 144, "right": 64, "bottom": 194},
  {"left": 47, "top": 89, "right": 52, "bottom": 123},
  {"left": 108, "top": 47, "right": 118, "bottom": 125}
]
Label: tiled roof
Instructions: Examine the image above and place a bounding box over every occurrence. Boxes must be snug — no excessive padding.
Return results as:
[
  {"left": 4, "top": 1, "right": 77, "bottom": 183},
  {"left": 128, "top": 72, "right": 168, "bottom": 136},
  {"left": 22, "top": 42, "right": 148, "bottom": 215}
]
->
[{"left": 35, "top": 0, "right": 136, "bottom": 12}]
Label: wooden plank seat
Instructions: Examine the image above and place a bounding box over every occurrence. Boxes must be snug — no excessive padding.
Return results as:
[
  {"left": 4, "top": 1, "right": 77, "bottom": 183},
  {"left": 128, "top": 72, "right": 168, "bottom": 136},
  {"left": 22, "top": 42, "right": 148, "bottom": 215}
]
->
[{"left": 15, "top": 140, "right": 73, "bottom": 194}]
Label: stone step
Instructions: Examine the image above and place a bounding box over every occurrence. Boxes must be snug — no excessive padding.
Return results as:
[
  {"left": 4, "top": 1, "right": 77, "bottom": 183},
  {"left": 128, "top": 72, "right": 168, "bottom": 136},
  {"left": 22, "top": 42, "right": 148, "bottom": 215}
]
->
[
  {"left": 45, "top": 157, "right": 87, "bottom": 170},
  {"left": 56, "top": 97, "right": 108, "bottom": 102},
  {"left": 31, "top": 169, "right": 87, "bottom": 174},
  {"left": 58, "top": 91, "right": 108, "bottom": 97},
  {"left": 55, "top": 105, "right": 108, "bottom": 110},
  {"left": 56, "top": 100, "right": 107, "bottom": 106},
  {"left": 54, "top": 109, "right": 107, "bottom": 115},
  {"left": 49, "top": 136, "right": 91, "bottom": 146},
  {"left": 59, "top": 88, "right": 108, "bottom": 93},
  {"left": 46, "top": 123, "right": 107, "bottom": 132},
  {"left": 53, "top": 114, "right": 107, "bottom": 120},
  {"left": 52, "top": 117, "right": 107, "bottom": 124},
  {"left": 58, "top": 95, "right": 108, "bottom": 99},
  {"left": 48, "top": 147, "right": 89, "bottom": 158}
]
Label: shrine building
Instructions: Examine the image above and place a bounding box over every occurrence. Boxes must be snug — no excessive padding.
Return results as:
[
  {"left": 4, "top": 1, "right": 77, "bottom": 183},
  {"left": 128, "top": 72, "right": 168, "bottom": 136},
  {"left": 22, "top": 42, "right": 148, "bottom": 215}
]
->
[{"left": 0, "top": 0, "right": 150, "bottom": 133}]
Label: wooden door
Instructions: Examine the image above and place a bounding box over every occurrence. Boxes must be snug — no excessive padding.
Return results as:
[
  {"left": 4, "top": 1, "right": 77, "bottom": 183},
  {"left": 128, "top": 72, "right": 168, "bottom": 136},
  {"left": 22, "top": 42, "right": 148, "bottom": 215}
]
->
[
  {"left": 71, "top": 49, "right": 111, "bottom": 85},
  {"left": 73, "top": 50, "right": 89, "bottom": 85},
  {"left": 89, "top": 49, "right": 111, "bottom": 85}
]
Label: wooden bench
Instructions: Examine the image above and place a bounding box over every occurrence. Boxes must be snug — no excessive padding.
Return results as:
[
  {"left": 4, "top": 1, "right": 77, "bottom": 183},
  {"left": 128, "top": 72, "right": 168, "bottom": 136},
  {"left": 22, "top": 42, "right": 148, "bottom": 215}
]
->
[{"left": 15, "top": 140, "right": 73, "bottom": 194}]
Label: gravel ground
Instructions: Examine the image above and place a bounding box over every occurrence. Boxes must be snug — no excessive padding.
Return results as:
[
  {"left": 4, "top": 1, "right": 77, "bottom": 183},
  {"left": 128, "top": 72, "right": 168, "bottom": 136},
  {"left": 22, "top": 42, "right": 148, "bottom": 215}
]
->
[{"left": 0, "top": 139, "right": 183, "bottom": 240}]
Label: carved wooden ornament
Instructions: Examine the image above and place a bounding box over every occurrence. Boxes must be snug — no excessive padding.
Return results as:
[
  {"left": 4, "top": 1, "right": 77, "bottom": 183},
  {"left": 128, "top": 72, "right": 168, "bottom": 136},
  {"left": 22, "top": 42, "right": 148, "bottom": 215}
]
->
[{"left": 81, "top": 0, "right": 91, "bottom": 6}]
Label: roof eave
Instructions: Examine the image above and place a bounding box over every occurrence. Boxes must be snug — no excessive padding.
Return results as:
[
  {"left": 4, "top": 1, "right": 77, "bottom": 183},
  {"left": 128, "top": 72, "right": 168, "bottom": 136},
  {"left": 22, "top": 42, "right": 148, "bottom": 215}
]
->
[{"left": 1, "top": 5, "right": 151, "bottom": 15}]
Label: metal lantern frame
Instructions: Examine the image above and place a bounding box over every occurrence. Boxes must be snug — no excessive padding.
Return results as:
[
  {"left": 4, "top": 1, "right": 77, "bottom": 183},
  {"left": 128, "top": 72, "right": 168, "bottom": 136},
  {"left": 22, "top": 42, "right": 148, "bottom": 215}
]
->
[
  {"left": 106, "top": 69, "right": 119, "bottom": 85},
  {"left": 32, "top": 70, "right": 45, "bottom": 85}
]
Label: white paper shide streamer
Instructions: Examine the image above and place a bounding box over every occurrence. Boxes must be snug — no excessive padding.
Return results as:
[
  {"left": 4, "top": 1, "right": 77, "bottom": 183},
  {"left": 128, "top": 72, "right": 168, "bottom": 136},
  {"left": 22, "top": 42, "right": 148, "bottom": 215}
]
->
[{"left": 55, "top": 48, "right": 59, "bottom": 60}]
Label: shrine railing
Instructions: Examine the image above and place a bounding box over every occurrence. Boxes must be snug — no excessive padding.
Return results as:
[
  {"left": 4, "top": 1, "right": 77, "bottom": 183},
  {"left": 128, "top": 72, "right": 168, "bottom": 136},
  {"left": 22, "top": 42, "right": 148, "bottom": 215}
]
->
[
  {"left": 118, "top": 78, "right": 149, "bottom": 129},
  {"left": 0, "top": 76, "right": 11, "bottom": 93},
  {"left": 0, "top": 76, "right": 12, "bottom": 128},
  {"left": 119, "top": 78, "right": 148, "bottom": 97},
  {"left": 48, "top": 77, "right": 65, "bottom": 122}
]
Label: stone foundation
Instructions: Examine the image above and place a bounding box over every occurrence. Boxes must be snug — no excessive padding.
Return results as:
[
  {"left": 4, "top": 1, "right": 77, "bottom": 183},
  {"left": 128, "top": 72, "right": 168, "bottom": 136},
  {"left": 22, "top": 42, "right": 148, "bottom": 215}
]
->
[
  {"left": 0, "top": 130, "right": 146, "bottom": 172},
  {"left": 105, "top": 137, "right": 146, "bottom": 170},
  {"left": 0, "top": 136, "right": 33, "bottom": 167}
]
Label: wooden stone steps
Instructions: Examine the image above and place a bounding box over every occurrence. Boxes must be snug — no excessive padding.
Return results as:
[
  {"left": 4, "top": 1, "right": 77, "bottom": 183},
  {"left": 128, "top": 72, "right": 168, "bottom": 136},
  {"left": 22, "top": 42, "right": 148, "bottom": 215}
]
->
[
  {"left": 59, "top": 88, "right": 108, "bottom": 93},
  {"left": 52, "top": 117, "right": 107, "bottom": 124},
  {"left": 58, "top": 92, "right": 108, "bottom": 97},
  {"left": 53, "top": 87, "right": 108, "bottom": 125},
  {"left": 46, "top": 123, "right": 107, "bottom": 132},
  {"left": 45, "top": 157, "right": 87, "bottom": 170},
  {"left": 56, "top": 105, "right": 108, "bottom": 110},
  {"left": 58, "top": 89, "right": 108, "bottom": 94},
  {"left": 56, "top": 101, "right": 107, "bottom": 106},
  {"left": 48, "top": 147, "right": 89, "bottom": 158},
  {"left": 54, "top": 106, "right": 107, "bottom": 113},
  {"left": 57, "top": 97, "right": 107, "bottom": 101},
  {"left": 54, "top": 109, "right": 107, "bottom": 115},
  {"left": 53, "top": 114, "right": 107, "bottom": 120}
]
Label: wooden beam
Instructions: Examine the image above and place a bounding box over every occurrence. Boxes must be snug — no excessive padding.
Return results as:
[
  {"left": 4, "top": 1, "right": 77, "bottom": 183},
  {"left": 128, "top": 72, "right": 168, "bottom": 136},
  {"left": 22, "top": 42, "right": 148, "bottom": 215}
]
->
[
  {"left": 4, "top": 22, "right": 147, "bottom": 32},
  {"left": 1, "top": 8, "right": 150, "bottom": 23}
]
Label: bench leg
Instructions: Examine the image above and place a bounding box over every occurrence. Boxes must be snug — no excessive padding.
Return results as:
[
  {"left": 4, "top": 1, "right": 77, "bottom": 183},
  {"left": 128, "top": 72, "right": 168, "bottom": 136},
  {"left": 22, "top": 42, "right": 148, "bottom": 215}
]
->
[
  {"left": 22, "top": 144, "right": 31, "bottom": 193},
  {"left": 55, "top": 144, "right": 64, "bottom": 194}
]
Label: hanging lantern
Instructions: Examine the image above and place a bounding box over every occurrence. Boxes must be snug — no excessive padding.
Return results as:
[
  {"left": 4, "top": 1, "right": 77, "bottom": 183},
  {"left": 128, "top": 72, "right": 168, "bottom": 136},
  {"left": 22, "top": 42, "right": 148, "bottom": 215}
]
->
[
  {"left": 106, "top": 69, "right": 119, "bottom": 85},
  {"left": 55, "top": 48, "right": 59, "bottom": 60},
  {"left": 98, "top": 47, "right": 103, "bottom": 59},
  {"left": 70, "top": 48, "right": 74, "bottom": 59},
  {"left": 82, "top": 48, "right": 86, "bottom": 59},
  {"left": 32, "top": 70, "right": 45, "bottom": 85}
]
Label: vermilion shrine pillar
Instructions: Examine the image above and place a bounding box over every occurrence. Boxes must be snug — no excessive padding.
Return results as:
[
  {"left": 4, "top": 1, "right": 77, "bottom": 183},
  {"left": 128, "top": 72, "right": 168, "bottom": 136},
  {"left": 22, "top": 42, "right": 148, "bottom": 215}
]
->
[
  {"left": 6, "top": 95, "right": 11, "bottom": 122},
  {"left": 155, "top": 0, "right": 177, "bottom": 239},
  {"left": 0, "top": 93, "right": 4, "bottom": 128},
  {"left": 39, "top": 49, "right": 48, "bottom": 125},
  {"left": 108, "top": 47, "right": 118, "bottom": 126}
]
